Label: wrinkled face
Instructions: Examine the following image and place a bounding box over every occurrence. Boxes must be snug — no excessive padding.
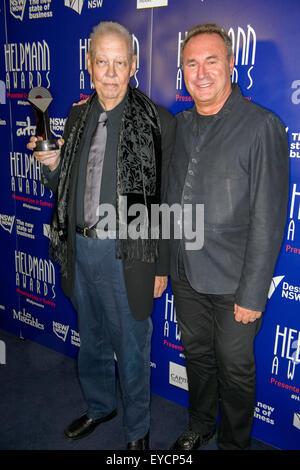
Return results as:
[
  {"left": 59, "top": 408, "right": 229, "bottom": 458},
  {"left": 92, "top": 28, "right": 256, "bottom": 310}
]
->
[
  {"left": 182, "top": 33, "right": 234, "bottom": 115},
  {"left": 87, "top": 33, "right": 136, "bottom": 110}
]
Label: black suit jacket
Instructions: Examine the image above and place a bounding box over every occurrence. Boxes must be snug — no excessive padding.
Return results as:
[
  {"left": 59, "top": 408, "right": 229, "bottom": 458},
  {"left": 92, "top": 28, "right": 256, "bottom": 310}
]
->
[
  {"left": 43, "top": 97, "right": 176, "bottom": 321},
  {"left": 168, "top": 85, "right": 289, "bottom": 312}
]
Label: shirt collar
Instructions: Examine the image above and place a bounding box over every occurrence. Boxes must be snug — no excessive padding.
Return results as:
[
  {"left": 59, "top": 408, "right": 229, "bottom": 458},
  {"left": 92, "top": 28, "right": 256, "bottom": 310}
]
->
[
  {"left": 191, "top": 83, "right": 242, "bottom": 121},
  {"left": 95, "top": 90, "right": 127, "bottom": 121}
]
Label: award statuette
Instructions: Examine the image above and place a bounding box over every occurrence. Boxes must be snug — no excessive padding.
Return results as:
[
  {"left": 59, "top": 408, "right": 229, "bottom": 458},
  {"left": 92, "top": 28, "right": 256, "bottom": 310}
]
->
[{"left": 28, "top": 87, "right": 59, "bottom": 152}]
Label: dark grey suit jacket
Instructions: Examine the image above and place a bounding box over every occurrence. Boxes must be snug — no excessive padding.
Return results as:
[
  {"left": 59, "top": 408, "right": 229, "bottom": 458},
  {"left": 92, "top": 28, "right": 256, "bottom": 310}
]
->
[
  {"left": 167, "top": 84, "right": 289, "bottom": 312},
  {"left": 42, "top": 96, "right": 176, "bottom": 321}
]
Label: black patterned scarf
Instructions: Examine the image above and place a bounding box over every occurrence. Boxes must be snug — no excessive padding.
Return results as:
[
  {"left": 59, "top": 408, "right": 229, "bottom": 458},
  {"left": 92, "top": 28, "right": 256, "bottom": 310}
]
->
[{"left": 49, "top": 86, "right": 162, "bottom": 276}]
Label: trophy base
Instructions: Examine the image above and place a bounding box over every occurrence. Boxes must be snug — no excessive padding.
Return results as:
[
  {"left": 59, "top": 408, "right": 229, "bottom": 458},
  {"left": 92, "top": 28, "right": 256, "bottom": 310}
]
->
[{"left": 35, "top": 139, "right": 59, "bottom": 152}]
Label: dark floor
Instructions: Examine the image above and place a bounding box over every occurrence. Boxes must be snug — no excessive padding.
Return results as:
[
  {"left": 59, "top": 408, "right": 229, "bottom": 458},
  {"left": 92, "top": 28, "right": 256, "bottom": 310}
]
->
[{"left": 0, "top": 328, "right": 279, "bottom": 462}]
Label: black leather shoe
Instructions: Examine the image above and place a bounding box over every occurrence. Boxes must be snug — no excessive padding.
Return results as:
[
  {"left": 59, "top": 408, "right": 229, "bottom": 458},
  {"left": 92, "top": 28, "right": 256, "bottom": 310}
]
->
[
  {"left": 126, "top": 432, "right": 149, "bottom": 450},
  {"left": 170, "top": 428, "right": 215, "bottom": 450},
  {"left": 64, "top": 409, "right": 117, "bottom": 441}
]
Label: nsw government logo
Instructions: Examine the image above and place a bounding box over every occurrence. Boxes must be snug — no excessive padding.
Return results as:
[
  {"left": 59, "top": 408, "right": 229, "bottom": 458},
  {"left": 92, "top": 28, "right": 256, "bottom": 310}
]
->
[
  {"left": 64, "top": 0, "right": 84, "bottom": 14},
  {"left": 293, "top": 412, "right": 300, "bottom": 430},
  {"left": 10, "top": 0, "right": 27, "bottom": 21},
  {"left": 169, "top": 361, "right": 188, "bottom": 391},
  {"left": 53, "top": 321, "right": 69, "bottom": 342},
  {"left": 0, "top": 214, "right": 15, "bottom": 234},
  {"left": 268, "top": 276, "right": 285, "bottom": 299},
  {"left": 65, "top": 0, "right": 104, "bottom": 14}
]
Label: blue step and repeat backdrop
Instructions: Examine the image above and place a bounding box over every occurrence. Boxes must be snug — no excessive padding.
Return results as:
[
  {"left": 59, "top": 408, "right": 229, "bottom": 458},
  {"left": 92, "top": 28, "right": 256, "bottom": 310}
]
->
[{"left": 0, "top": 0, "right": 299, "bottom": 450}]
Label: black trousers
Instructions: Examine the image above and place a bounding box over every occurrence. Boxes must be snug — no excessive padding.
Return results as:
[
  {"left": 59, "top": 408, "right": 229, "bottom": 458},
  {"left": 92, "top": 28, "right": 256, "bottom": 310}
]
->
[{"left": 171, "top": 258, "right": 262, "bottom": 450}]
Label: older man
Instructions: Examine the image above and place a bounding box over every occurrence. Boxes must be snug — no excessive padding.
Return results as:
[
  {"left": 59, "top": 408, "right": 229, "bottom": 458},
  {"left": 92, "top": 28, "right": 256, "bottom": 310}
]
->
[
  {"left": 28, "top": 21, "right": 175, "bottom": 450},
  {"left": 167, "top": 23, "right": 289, "bottom": 450}
]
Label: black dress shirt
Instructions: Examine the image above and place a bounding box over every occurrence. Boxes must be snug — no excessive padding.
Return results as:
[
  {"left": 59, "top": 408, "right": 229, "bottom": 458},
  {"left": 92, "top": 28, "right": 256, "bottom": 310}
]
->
[{"left": 76, "top": 96, "right": 126, "bottom": 228}]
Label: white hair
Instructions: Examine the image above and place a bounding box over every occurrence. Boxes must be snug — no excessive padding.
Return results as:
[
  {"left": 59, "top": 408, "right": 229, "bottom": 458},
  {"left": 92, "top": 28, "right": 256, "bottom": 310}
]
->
[{"left": 89, "top": 21, "right": 134, "bottom": 61}]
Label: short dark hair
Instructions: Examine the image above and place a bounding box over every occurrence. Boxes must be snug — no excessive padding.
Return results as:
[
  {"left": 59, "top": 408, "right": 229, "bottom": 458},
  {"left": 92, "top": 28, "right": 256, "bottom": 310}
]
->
[{"left": 181, "top": 23, "right": 233, "bottom": 64}]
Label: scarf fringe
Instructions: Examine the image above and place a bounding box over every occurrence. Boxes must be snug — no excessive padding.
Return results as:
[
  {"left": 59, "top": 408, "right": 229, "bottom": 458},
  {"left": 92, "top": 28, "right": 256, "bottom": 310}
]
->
[{"left": 116, "top": 238, "right": 158, "bottom": 263}]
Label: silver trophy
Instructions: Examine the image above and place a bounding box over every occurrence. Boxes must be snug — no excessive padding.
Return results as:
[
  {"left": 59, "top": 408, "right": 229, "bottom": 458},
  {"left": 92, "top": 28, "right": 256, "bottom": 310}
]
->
[{"left": 28, "top": 87, "right": 59, "bottom": 151}]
